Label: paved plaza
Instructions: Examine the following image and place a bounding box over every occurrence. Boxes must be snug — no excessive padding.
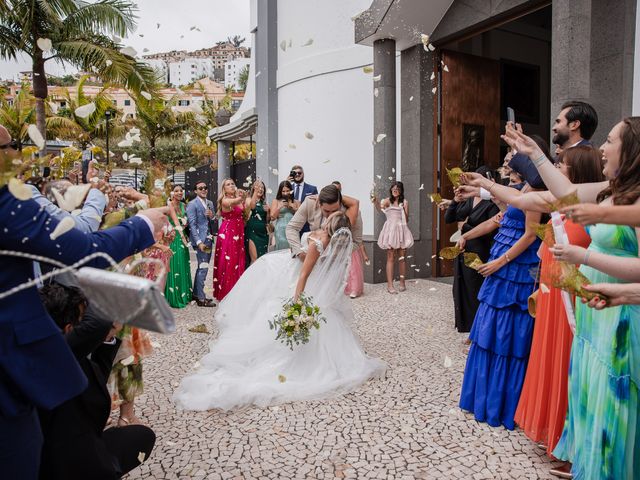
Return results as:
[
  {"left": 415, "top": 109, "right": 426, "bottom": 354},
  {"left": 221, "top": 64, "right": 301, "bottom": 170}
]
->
[{"left": 126, "top": 279, "right": 559, "bottom": 480}]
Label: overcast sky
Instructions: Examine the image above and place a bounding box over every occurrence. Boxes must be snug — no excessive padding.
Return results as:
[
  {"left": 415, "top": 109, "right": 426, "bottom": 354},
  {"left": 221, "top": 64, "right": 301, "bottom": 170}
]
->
[{"left": 0, "top": 0, "right": 251, "bottom": 80}]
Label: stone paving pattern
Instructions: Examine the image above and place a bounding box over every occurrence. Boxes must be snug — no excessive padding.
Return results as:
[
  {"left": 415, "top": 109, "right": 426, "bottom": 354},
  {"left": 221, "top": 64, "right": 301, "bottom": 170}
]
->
[{"left": 124, "top": 279, "right": 559, "bottom": 479}]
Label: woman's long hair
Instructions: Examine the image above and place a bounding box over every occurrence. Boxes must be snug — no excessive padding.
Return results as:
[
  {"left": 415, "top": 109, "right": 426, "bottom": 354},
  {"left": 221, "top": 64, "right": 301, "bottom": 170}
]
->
[
  {"left": 389, "top": 181, "right": 405, "bottom": 205},
  {"left": 216, "top": 178, "right": 235, "bottom": 215},
  {"left": 249, "top": 180, "right": 266, "bottom": 202},
  {"left": 597, "top": 117, "right": 640, "bottom": 205},
  {"left": 276, "top": 180, "right": 293, "bottom": 201}
]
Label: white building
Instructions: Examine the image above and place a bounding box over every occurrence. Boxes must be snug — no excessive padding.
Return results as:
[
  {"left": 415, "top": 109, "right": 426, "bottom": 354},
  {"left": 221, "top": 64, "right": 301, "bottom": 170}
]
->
[
  {"left": 168, "top": 57, "right": 215, "bottom": 86},
  {"left": 225, "top": 57, "right": 251, "bottom": 91},
  {"left": 142, "top": 58, "right": 169, "bottom": 84}
]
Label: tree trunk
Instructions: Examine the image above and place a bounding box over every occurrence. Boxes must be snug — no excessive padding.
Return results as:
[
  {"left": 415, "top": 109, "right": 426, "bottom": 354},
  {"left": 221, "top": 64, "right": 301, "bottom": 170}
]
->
[{"left": 32, "top": 53, "right": 48, "bottom": 154}]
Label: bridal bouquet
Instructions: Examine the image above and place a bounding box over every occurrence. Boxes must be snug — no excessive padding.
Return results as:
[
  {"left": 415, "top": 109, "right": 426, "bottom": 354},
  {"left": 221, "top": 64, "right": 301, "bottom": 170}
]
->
[{"left": 269, "top": 293, "right": 326, "bottom": 350}]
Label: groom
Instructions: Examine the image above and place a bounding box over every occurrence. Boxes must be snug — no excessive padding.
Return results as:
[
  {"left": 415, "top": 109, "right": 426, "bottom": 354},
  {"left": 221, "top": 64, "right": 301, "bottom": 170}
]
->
[
  {"left": 187, "top": 181, "right": 216, "bottom": 307},
  {"left": 286, "top": 184, "right": 363, "bottom": 261}
]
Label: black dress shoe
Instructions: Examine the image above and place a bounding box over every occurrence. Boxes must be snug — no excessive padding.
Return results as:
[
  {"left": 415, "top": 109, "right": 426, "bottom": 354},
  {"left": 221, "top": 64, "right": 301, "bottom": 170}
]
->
[{"left": 195, "top": 298, "right": 216, "bottom": 307}]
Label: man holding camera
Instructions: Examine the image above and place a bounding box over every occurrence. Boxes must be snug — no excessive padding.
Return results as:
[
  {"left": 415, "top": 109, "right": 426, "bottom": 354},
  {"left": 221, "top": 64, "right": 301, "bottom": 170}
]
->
[{"left": 288, "top": 165, "right": 317, "bottom": 235}]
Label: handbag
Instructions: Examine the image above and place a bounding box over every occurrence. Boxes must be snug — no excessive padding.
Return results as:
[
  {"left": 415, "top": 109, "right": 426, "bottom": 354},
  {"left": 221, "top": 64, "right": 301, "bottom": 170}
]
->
[{"left": 527, "top": 261, "right": 542, "bottom": 318}]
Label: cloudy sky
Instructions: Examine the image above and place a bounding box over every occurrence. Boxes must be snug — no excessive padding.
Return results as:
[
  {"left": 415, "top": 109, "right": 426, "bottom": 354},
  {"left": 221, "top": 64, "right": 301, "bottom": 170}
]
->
[{"left": 0, "top": 0, "right": 251, "bottom": 80}]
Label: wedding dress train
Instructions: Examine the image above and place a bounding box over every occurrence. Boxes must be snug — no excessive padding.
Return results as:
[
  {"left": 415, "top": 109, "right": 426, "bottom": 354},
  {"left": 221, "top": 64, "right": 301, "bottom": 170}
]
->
[{"left": 174, "top": 230, "right": 386, "bottom": 411}]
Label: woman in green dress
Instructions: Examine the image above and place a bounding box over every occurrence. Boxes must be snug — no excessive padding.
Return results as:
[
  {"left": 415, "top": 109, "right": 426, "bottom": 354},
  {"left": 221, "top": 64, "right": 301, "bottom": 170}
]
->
[
  {"left": 244, "top": 179, "right": 270, "bottom": 266},
  {"left": 270, "top": 180, "right": 300, "bottom": 250},
  {"left": 165, "top": 185, "right": 193, "bottom": 308}
]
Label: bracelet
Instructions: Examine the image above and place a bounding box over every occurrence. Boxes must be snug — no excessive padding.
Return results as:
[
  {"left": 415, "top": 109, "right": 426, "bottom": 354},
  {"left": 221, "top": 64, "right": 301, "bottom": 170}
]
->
[
  {"left": 504, "top": 253, "right": 511, "bottom": 263},
  {"left": 583, "top": 250, "right": 590, "bottom": 266},
  {"left": 532, "top": 152, "right": 547, "bottom": 167}
]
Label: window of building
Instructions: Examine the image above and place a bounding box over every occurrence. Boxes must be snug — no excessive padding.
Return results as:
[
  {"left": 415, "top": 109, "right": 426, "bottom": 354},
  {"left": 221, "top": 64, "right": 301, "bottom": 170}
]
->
[
  {"left": 112, "top": 99, "right": 118, "bottom": 106},
  {"left": 178, "top": 100, "right": 190, "bottom": 106},
  {"left": 124, "top": 99, "right": 131, "bottom": 106}
]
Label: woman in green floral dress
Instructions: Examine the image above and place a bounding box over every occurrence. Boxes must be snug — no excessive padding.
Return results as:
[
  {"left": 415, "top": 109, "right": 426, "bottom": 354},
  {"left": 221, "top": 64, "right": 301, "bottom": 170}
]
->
[
  {"left": 244, "top": 180, "right": 270, "bottom": 266},
  {"left": 165, "top": 185, "right": 192, "bottom": 308}
]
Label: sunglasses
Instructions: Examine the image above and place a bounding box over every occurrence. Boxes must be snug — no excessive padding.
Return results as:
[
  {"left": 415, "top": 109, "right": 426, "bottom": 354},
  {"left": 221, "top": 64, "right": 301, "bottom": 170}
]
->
[
  {"left": 196, "top": 186, "right": 208, "bottom": 191},
  {"left": 0, "top": 139, "right": 18, "bottom": 150},
  {"left": 293, "top": 171, "right": 303, "bottom": 176}
]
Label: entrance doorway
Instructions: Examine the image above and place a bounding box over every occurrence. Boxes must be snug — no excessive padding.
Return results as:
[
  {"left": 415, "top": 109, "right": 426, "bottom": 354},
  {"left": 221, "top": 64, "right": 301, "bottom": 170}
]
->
[{"left": 432, "top": 5, "right": 552, "bottom": 277}]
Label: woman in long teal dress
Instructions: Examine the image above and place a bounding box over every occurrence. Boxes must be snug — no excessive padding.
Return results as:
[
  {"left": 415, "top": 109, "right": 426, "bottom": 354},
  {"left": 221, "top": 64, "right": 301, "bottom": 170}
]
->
[
  {"left": 270, "top": 180, "right": 299, "bottom": 250},
  {"left": 244, "top": 180, "right": 270, "bottom": 265},
  {"left": 165, "top": 185, "right": 192, "bottom": 308},
  {"left": 504, "top": 118, "right": 640, "bottom": 479}
]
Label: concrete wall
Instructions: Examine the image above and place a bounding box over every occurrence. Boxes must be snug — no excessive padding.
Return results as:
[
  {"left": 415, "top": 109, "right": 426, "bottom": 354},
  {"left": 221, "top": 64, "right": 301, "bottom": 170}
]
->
[{"left": 276, "top": 0, "right": 382, "bottom": 236}]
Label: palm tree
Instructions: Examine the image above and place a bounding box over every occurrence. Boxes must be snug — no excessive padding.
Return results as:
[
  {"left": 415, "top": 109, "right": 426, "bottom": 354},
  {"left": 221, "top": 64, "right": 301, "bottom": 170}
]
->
[
  {"left": 227, "top": 35, "right": 246, "bottom": 48},
  {"left": 47, "top": 75, "right": 123, "bottom": 149},
  {"left": 0, "top": 0, "right": 156, "bottom": 150},
  {"left": 134, "top": 95, "right": 194, "bottom": 165},
  {"left": 0, "top": 83, "right": 36, "bottom": 149}
]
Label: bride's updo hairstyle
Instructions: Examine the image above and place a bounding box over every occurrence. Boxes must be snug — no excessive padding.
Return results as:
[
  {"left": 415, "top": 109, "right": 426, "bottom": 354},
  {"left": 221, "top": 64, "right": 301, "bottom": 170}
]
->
[{"left": 325, "top": 211, "right": 351, "bottom": 237}]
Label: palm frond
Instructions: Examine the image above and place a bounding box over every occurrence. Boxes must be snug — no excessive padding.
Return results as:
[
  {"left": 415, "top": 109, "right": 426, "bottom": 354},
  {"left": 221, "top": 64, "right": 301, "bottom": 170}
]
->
[{"left": 62, "top": 0, "right": 137, "bottom": 37}]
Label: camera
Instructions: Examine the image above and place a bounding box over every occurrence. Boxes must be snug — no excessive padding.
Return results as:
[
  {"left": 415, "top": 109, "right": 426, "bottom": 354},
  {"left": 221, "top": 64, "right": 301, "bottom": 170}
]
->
[{"left": 289, "top": 170, "right": 296, "bottom": 178}]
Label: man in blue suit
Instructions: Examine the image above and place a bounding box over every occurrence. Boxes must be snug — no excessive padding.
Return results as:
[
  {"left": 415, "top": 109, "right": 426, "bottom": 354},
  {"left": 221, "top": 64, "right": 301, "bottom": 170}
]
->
[
  {"left": 551, "top": 100, "right": 598, "bottom": 154},
  {"left": 289, "top": 165, "right": 317, "bottom": 235},
  {"left": 186, "top": 180, "right": 216, "bottom": 307},
  {"left": 0, "top": 125, "right": 168, "bottom": 480}
]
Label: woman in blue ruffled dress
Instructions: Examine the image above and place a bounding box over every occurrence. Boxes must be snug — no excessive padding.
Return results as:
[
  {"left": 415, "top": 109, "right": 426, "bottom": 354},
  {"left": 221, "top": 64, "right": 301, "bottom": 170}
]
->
[{"left": 458, "top": 156, "right": 543, "bottom": 430}]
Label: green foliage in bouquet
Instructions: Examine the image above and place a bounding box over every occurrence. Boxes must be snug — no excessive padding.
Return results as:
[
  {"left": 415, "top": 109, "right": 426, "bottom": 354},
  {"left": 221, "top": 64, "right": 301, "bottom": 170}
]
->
[{"left": 269, "top": 293, "right": 326, "bottom": 350}]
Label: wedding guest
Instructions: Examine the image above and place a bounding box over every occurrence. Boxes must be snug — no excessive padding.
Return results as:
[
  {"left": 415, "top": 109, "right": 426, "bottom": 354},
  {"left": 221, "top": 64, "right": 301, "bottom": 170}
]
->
[
  {"left": 461, "top": 146, "right": 605, "bottom": 463},
  {"left": 165, "top": 185, "right": 193, "bottom": 308},
  {"left": 503, "top": 119, "right": 640, "bottom": 479},
  {"left": 551, "top": 100, "right": 598, "bottom": 151},
  {"left": 372, "top": 181, "right": 414, "bottom": 294},
  {"left": 289, "top": 165, "right": 318, "bottom": 235},
  {"left": 186, "top": 181, "right": 216, "bottom": 307},
  {"left": 38, "top": 283, "right": 156, "bottom": 480},
  {"left": 458, "top": 149, "right": 545, "bottom": 430},
  {"left": 445, "top": 166, "right": 500, "bottom": 336},
  {"left": 0, "top": 124, "right": 165, "bottom": 480},
  {"left": 245, "top": 179, "right": 270, "bottom": 265},
  {"left": 270, "top": 180, "right": 299, "bottom": 251},
  {"left": 333, "top": 181, "right": 366, "bottom": 298},
  {"left": 213, "top": 178, "right": 247, "bottom": 301}
]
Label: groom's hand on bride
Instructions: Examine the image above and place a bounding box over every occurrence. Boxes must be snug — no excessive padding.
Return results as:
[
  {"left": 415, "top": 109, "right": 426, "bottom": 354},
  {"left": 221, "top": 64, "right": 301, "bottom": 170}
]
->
[{"left": 297, "top": 252, "right": 306, "bottom": 262}]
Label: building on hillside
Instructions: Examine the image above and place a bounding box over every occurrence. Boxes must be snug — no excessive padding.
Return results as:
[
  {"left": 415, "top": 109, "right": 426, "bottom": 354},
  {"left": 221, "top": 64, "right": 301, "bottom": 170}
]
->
[
  {"left": 168, "top": 58, "right": 215, "bottom": 86},
  {"left": 142, "top": 50, "right": 188, "bottom": 62},
  {"left": 225, "top": 57, "right": 251, "bottom": 91}
]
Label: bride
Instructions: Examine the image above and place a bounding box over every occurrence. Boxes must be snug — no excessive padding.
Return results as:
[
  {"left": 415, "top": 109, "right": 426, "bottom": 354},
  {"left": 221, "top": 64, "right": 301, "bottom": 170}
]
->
[{"left": 174, "top": 209, "right": 386, "bottom": 411}]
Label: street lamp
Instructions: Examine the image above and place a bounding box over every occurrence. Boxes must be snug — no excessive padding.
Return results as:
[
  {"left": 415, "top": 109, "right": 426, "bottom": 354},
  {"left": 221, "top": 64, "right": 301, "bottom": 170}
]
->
[{"left": 105, "top": 110, "right": 112, "bottom": 168}]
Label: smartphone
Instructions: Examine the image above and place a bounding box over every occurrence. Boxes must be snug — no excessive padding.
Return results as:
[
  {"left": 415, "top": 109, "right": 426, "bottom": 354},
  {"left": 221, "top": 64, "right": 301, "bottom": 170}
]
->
[
  {"left": 485, "top": 171, "right": 493, "bottom": 181},
  {"left": 507, "top": 107, "right": 515, "bottom": 125}
]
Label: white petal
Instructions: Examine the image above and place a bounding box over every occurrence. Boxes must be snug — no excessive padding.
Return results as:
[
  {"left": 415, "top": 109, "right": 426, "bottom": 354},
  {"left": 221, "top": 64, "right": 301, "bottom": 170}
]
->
[
  {"left": 419, "top": 184, "right": 424, "bottom": 190},
  {"left": 188, "top": 167, "right": 196, "bottom": 172},
  {"left": 120, "top": 46, "right": 137, "bottom": 57},
  {"left": 27, "top": 124, "right": 45, "bottom": 150},
  {"left": 301, "top": 38, "right": 313, "bottom": 47},
  {"left": 36, "top": 38, "right": 53, "bottom": 52},
  {"left": 49, "top": 217, "right": 75, "bottom": 240},
  {"left": 129, "top": 158, "right": 143, "bottom": 165},
  {"left": 540, "top": 283, "right": 551, "bottom": 294},
  {"left": 373, "top": 74, "right": 381, "bottom": 82},
  {"left": 374, "top": 88, "right": 379, "bottom": 97},
  {"left": 75, "top": 102, "right": 96, "bottom": 119},
  {"left": 430, "top": 72, "right": 435, "bottom": 80},
  {"left": 218, "top": 233, "right": 226, "bottom": 239},
  {"left": 118, "top": 139, "right": 133, "bottom": 148},
  {"left": 444, "top": 355, "right": 453, "bottom": 368},
  {"left": 198, "top": 262, "right": 209, "bottom": 269},
  {"left": 432, "top": 87, "right": 437, "bottom": 94},
  {"left": 271, "top": 168, "right": 279, "bottom": 175},
  {"left": 48, "top": 101, "right": 59, "bottom": 114},
  {"left": 376, "top": 133, "right": 386, "bottom": 143},
  {"left": 428, "top": 43, "right": 436, "bottom": 51},
  {"left": 140, "top": 91, "right": 152, "bottom": 100},
  {"left": 122, "top": 152, "right": 129, "bottom": 161},
  {"left": 420, "top": 34, "right": 430, "bottom": 46},
  {"left": 205, "top": 136, "right": 211, "bottom": 146},
  {"left": 105, "top": 59, "right": 113, "bottom": 67},
  {"left": 443, "top": 65, "right": 449, "bottom": 72},
  {"left": 280, "top": 40, "right": 287, "bottom": 52},
  {"left": 409, "top": 96, "right": 414, "bottom": 101},
  {"left": 8, "top": 178, "right": 33, "bottom": 200},
  {"left": 304, "top": 131, "right": 314, "bottom": 140}
]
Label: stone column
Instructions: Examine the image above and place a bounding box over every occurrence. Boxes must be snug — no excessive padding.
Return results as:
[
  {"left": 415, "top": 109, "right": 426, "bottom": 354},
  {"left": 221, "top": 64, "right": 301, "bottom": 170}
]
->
[
  {"left": 255, "top": 0, "right": 278, "bottom": 195},
  {"left": 217, "top": 140, "right": 231, "bottom": 188},
  {"left": 370, "top": 38, "right": 397, "bottom": 284}
]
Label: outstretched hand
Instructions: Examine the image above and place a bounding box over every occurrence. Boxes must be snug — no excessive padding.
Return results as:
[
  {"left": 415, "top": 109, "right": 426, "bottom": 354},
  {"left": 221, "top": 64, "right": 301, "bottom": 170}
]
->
[
  {"left": 561, "top": 204, "right": 605, "bottom": 226},
  {"left": 501, "top": 124, "right": 541, "bottom": 158}
]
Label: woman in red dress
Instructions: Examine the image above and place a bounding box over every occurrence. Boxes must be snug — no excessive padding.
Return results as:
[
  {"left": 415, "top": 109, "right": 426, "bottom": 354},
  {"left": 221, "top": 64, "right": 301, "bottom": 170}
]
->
[{"left": 213, "top": 178, "right": 247, "bottom": 301}]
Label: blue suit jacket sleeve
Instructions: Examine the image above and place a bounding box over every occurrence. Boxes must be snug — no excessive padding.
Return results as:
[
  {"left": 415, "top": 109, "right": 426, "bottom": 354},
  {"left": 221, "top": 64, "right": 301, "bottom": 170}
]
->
[
  {"left": 0, "top": 187, "right": 155, "bottom": 416},
  {"left": 186, "top": 200, "right": 201, "bottom": 247}
]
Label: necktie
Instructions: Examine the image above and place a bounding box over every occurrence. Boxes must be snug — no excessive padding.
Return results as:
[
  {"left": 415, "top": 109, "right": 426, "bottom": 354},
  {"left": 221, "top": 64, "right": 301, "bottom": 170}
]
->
[{"left": 294, "top": 183, "right": 300, "bottom": 201}]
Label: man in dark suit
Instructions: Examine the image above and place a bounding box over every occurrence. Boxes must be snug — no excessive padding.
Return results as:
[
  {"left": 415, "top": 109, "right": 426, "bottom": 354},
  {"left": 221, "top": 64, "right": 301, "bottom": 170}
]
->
[
  {"left": 288, "top": 165, "right": 318, "bottom": 235},
  {"left": 38, "top": 283, "right": 155, "bottom": 480},
  {"left": 186, "top": 180, "right": 216, "bottom": 307},
  {"left": 0, "top": 125, "right": 167, "bottom": 480}
]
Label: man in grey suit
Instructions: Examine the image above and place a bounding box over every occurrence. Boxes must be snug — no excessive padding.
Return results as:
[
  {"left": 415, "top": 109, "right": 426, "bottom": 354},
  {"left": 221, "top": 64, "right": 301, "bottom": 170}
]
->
[
  {"left": 286, "top": 184, "right": 363, "bottom": 261},
  {"left": 186, "top": 181, "right": 216, "bottom": 307}
]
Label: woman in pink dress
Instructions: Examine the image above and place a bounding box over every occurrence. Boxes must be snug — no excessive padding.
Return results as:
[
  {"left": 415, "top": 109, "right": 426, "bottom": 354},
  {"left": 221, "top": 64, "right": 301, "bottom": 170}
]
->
[
  {"left": 372, "top": 181, "right": 414, "bottom": 294},
  {"left": 213, "top": 178, "right": 247, "bottom": 301}
]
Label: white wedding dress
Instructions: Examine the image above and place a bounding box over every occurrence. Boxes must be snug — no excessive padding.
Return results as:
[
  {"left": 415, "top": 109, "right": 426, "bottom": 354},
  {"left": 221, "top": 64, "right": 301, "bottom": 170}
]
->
[{"left": 174, "top": 229, "right": 386, "bottom": 411}]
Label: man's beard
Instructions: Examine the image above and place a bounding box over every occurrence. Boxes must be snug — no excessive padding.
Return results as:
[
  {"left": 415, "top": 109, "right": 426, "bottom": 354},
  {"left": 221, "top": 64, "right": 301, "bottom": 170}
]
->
[{"left": 552, "top": 132, "right": 569, "bottom": 148}]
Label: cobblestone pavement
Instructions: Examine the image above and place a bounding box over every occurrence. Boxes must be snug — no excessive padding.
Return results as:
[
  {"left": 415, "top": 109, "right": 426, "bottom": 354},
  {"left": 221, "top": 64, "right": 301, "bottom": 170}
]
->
[{"left": 125, "top": 279, "right": 559, "bottom": 480}]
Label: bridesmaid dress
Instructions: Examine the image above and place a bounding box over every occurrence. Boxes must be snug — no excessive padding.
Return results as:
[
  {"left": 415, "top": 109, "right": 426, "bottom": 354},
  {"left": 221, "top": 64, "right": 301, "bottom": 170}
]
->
[
  {"left": 274, "top": 206, "right": 294, "bottom": 250},
  {"left": 165, "top": 202, "right": 193, "bottom": 308},
  {"left": 514, "top": 219, "right": 589, "bottom": 456},
  {"left": 553, "top": 223, "right": 639, "bottom": 479},
  {"left": 458, "top": 205, "right": 540, "bottom": 429},
  {"left": 244, "top": 200, "right": 269, "bottom": 264},
  {"left": 213, "top": 205, "right": 246, "bottom": 301}
]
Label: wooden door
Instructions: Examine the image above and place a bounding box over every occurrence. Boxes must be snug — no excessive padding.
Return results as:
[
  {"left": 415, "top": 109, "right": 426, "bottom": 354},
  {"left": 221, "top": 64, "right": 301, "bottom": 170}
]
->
[{"left": 433, "top": 50, "right": 501, "bottom": 277}]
